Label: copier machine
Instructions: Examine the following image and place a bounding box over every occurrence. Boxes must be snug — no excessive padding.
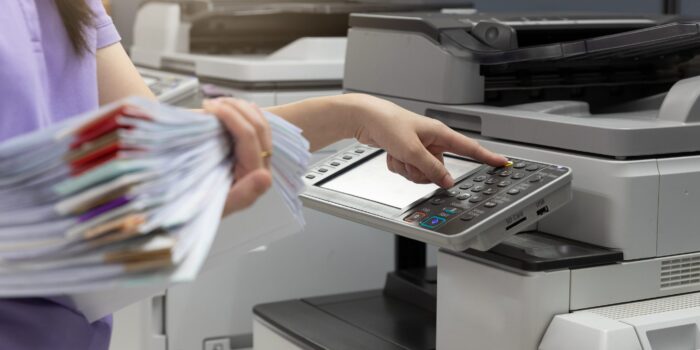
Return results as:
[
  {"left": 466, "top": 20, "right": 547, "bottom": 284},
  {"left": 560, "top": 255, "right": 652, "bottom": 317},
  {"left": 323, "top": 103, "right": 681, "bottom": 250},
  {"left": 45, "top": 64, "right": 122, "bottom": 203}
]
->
[
  {"left": 253, "top": 13, "right": 700, "bottom": 350},
  {"left": 114, "top": 2, "right": 475, "bottom": 350}
]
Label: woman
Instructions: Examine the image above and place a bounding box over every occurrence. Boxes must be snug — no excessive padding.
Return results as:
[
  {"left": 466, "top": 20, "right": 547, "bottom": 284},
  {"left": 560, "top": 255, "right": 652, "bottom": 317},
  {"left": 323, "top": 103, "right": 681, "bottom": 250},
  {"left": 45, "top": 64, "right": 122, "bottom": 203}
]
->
[{"left": 0, "top": 0, "right": 506, "bottom": 348}]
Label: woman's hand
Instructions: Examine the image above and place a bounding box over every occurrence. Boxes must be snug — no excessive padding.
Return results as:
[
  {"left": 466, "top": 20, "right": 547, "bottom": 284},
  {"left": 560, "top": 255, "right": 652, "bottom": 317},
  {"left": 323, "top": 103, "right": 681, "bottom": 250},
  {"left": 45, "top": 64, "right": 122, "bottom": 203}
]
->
[
  {"left": 203, "top": 98, "right": 273, "bottom": 216},
  {"left": 349, "top": 94, "right": 508, "bottom": 188}
]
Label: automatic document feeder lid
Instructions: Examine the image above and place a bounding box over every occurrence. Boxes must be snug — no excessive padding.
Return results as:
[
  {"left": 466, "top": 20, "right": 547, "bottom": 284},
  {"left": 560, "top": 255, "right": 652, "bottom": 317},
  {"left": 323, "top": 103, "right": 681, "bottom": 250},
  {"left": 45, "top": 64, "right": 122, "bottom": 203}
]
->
[
  {"left": 347, "top": 13, "right": 700, "bottom": 158},
  {"left": 349, "top": 12, "right": 695, "bottom": 66}
]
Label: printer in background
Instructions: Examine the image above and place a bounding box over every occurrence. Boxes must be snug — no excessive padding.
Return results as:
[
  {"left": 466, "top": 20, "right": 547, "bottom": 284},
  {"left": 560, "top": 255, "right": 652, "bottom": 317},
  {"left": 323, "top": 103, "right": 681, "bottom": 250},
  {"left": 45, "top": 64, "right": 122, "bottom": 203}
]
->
[
  {"left": 254, "top": 13, "right": 700, "bottom": 350},
  {"left": 112, "top": 2, "right": 474, "bottom": 350}
]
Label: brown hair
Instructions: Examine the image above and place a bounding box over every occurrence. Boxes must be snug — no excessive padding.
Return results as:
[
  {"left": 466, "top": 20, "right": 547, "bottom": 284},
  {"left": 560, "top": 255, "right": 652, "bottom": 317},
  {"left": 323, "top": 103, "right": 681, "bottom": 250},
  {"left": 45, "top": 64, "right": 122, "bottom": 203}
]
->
[{"left": 55, "top": 0, "right": 95, "bottom": 54}]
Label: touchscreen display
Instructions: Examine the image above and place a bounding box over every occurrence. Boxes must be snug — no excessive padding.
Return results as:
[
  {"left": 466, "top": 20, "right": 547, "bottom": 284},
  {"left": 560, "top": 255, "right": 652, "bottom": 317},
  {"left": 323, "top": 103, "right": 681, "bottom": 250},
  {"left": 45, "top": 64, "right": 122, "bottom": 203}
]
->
[{"left": 320, "top": 152, "right": 481, "bottom": 209}]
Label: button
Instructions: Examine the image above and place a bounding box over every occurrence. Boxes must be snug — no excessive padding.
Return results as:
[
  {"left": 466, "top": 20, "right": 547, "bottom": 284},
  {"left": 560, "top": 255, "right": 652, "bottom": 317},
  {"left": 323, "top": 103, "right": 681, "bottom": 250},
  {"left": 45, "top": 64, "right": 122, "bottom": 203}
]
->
[
  {"left": 526, "top": 164, "right": 540, "bottom": 171},
  {"left": 504, "top": 161, "right": 514, "bottom": 167},
  {"left": 420, "top": 216, "right": 446, "bottom": 229},
  {"left": 330, "top": 161, "right": 341, "bottom": 167},
  {"left": 443, "top": 207, "right": 460, "bottom": 215},
  {"left": 459, "top": 183, "right": 474, "bottom": 190},
  {"left": 446, "top": 190, "right": 459, "bottom": 197},
  {"left": 318, "top": 168, "right": 328, "bottom": 173},
  {"left": 404, "top": 211, "right": 428, "bottom": 222},
  {"left": 471, "top": 185, "right": 485, "bottom": 192},
  {"left": 460, "top": 215, "right": 475, "bottom": 222},
  {"left": 485, "top": 178, "right": 498, "bottom": 185},
  {"left": 305, "top": 174, "right": 316, "bottom": 179},
  {"left": 483, "top": 188, "right": 497, "bottom": 195},
  {"left": 498, "top": 181, "right": 511, "bottom": 187},
  {"left": 486, "top": 167, "right": 499, "bottom": 175},
  {"left": 484, "top": 202, "right": 498, "bottom": 208},
  {"left": 343, "top": 155, "right": 353, "bottom": 160},
  {"left": 469, "top": 195, "right": 483, "bottom": 203},
  {"left": 529, "top": 175, "right": 543, "bottom": 183},
  {"left": 507, "top": 189, "right": 521, "bottom": 195},
  {"left": 499, "top": 170, "right": 512, "bottom": 177},
  {"left": 355, "top": 149, "right": 366, "bottom": 154},
  {"left": 513, "top": 162, "right": 527, "bottom": 169},
  {"left": 473, "top": 175, "right": 488, "bottom": 182},
  {"left": 431, "top": 197, "right": 446, "bottom": 205},
  {"left": 511, "top": 172, "right": 525, "bottom": 180},
  {"left": 457, "top": 193, "right": 471, "bottom": 200}
]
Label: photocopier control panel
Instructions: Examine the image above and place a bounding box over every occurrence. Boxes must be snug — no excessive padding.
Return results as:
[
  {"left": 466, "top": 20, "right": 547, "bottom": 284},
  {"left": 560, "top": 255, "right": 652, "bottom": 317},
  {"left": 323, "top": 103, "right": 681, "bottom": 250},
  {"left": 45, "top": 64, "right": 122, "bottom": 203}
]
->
[{"left": 302, "top": 143, "right": 573, "bottom": 251}]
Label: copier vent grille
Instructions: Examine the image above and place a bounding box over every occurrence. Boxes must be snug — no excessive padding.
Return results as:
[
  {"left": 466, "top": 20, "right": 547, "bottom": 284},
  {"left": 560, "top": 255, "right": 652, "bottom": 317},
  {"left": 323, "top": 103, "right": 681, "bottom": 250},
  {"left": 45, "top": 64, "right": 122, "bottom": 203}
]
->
[
  {"left": 585, "top": 293, "right": 700, "bottom": 320},
  {"left": 660, "top": 256, "right": 700, "bottom": 289}
]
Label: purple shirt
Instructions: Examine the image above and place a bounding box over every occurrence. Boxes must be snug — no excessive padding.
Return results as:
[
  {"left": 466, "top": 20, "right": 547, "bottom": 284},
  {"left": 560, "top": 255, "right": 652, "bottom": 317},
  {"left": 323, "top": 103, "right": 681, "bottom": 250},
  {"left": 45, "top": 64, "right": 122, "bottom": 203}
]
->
[{"left": 0, "top": 1, "right": 121, "bottom": 349}]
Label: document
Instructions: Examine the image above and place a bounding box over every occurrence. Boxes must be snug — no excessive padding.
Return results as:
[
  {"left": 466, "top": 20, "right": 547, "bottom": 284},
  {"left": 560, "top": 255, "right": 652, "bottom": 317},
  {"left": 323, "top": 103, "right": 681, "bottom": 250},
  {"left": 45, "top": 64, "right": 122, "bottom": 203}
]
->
[{"left": 0, "top": 97, "right": 311, "bottom": 320}]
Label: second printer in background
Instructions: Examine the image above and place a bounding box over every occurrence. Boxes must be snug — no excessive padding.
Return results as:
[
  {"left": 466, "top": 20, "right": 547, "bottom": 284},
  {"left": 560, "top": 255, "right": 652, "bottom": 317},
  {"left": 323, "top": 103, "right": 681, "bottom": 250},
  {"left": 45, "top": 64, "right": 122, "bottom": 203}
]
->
[{"left": 112, "top": 1, "right": 474, "bottom": 350}]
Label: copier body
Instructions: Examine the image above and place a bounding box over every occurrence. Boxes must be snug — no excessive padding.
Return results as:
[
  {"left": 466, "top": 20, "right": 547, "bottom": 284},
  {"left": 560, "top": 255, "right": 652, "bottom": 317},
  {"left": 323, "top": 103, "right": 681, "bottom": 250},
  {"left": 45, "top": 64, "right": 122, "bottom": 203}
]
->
[{"left": 339, "top": 12, "right": 700, "bottom": 350}]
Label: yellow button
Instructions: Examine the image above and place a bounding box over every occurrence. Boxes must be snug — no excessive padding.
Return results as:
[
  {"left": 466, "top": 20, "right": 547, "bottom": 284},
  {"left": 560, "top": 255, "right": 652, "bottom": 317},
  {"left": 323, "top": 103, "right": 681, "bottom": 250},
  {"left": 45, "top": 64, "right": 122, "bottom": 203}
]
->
[{"left": 505, "top": 161, "right": 514, "bottom": 167}]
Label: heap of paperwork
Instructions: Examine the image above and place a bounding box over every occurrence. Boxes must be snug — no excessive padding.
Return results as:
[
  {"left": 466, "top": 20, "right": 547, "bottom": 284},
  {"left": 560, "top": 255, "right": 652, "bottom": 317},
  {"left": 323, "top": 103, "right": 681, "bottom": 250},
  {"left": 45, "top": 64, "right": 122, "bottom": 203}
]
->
[{"left": 0, "top": 97, "right": 310, "bottom": 318}]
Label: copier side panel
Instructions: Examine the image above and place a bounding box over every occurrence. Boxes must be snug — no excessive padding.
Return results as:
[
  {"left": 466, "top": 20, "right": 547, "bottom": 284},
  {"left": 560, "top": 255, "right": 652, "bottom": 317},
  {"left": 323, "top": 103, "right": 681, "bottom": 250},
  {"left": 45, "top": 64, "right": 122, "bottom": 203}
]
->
[
  {"left": 476, "top": 138, "right": 660, "bottom": 260},
  {"left": 657, "top": 156, "right": 700, "bottom": 257}
]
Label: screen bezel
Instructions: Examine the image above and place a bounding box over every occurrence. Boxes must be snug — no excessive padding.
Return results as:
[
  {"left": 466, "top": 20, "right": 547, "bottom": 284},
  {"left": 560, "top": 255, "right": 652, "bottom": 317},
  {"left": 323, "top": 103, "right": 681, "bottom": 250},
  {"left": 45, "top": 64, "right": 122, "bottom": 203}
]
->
[{"left": 307, "top": 149, "right": 483, "bottom": 219}]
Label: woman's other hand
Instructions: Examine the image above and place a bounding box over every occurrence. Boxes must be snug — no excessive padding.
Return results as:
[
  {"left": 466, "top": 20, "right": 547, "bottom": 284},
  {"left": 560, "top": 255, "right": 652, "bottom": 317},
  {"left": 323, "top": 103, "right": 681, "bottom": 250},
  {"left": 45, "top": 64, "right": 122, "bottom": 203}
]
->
[
  {"left": 203, "top": 98, "right": 273, "bottom": 216},
  {"left": 349, "top": 94, "right": 508, "bottom": 188}
]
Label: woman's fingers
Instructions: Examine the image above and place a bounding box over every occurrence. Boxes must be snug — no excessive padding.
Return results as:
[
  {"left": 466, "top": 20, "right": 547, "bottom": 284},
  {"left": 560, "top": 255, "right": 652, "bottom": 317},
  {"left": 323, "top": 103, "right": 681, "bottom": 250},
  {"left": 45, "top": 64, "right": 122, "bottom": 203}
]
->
[
  {"left": 400, "top": 139, "right": 454, "bottom": 188},
  {"left": 433, "top": 124, "right": 507, "bottom": 166},
  {"left": 203, "top": 99, "right": 264, "bottom": 176},
  {"left": 219, "top": 98, "right": 273, "bottom": 168},
  {"left": 223, "top": 168, "right": 273, "bottom": 215}
]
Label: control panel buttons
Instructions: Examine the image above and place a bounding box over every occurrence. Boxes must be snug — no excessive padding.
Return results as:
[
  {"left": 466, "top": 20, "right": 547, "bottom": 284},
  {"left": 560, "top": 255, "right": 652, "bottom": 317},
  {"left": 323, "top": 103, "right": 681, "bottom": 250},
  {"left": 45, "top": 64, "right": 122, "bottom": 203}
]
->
[
  {"left": 404, "top": 211, "right": 428, "bottom": 222},
  {"left": 511, "top": 172, "right": 525, "bottom": 180},
  {"left": 343, "top": 155, "right": 353, "bottom": 160},
  {"left": 485, "top": 178, "right": 498, "bottom": 185},
  {"left": 484, "top": 202, "right": 498, "bottom": 208},
  {"left": 497, "top": 181, "right": 512, "bottom": 188},
  {"left": 526, "top": 164, "right": 540, "bottom": 171},
  {"left": 529, "top": 175, "right": 543, "bottom": 183},
  {"left": 306, "top": 174, "right": 316, "bottom": 179},
  {"left": 446, "top": 190, "right": 460, "bottom": 197},
  {"left": 430, "top": 198, "right": 446, "bottom": 205},
  {"left": 507, "top": 189, "right": 521, "bottom": 195},
  {"left": 355, "top": 149, "right": 366, "bottom": 154},
  {"left": 460, "top": 215, "right": 475, "bottom": 222},
  {"left": 473, "top": 175, "right": 487, "bottom": 182},
  {"left": 318, "top": 168, "right": 329, "bottom": 173},
  {"left": 420, "top": 216, "right": 446, "bottom": 229},
  {"left": 330, "top": 161, "right": 341, "bottom": 167},
  {"left": 471, "top": 185, "right": 485, "bottom": 193},
  {"left": 459, "top": 183, "right": 474, "bottom": 190},
  {"left": 483, "top": 188, "right": 497, "bottom": 195},
  {"left": 443, "top": 207, "right": 460, "bottom": 215},
  {"left": 486, "top": 167, "right": 498, "bottom": 175},
  {"left": 499, "top": 170, "right": 512, "bottom": 177},
  {"left": 469, "top": 195, "right": 483, "bottom": 203},
  {"left": 457, "top": 193, "right": 472, "bottom": 200},
  {"left": 513, "top": 162, "right": 527, "bottom": 169}
]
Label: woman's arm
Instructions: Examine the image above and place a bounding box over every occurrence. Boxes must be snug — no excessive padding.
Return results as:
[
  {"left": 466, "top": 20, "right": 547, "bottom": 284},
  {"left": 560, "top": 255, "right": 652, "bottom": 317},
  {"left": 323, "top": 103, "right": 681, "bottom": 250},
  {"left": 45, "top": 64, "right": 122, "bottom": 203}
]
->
[
  {"left": 96, "top": 43, "right": 156, "bottom": 104},
  {"left": 269, "top": 93, "right": 507, "bottom": 188}
]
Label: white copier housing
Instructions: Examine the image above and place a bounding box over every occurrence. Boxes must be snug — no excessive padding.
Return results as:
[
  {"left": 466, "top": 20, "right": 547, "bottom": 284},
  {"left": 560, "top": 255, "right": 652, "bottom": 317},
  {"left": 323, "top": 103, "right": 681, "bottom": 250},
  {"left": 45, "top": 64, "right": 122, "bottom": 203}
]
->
[{"left": 252, "top": 12, "right": 700, "bottom": 350}]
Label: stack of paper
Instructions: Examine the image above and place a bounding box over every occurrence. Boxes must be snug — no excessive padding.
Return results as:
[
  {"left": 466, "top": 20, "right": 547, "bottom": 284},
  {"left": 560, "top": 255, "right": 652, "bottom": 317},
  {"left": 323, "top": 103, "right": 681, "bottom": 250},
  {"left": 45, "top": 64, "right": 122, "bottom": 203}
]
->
[{"left": 0, "top": 97, "right": 310, "bottom": 297}]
